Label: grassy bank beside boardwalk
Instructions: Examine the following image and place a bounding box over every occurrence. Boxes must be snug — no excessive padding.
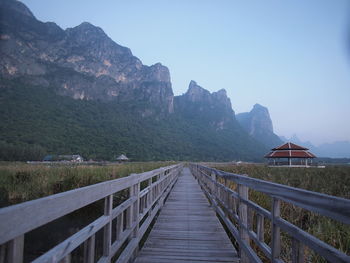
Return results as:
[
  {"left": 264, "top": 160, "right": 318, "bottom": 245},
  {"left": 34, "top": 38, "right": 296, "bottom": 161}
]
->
[
  {"left": 211, "top": 163, "right": 350, "bottom": 199},
  {"left": 0, "top": 161, "right": 176, "bottom": 208},
  {"left": 210, "top": 163, "right": 350, "bottom": 263}
]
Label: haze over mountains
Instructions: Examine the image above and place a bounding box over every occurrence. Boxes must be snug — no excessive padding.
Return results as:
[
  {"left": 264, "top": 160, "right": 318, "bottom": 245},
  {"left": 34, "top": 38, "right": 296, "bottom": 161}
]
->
[
  {"left": 1, "top": 0, "right": 346, "bottom": 161},
  {"left": 280, "top": 135, "right": 350, "bottom": 158}
]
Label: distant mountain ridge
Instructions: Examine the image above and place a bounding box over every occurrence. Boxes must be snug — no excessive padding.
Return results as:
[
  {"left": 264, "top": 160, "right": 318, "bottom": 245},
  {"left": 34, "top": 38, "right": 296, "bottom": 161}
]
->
[
  {"left": 280, "top": 135, "right": 350, "bottom": 158},
  {"left": 0, "top": 0, "right": 268, "bottom": 161}
]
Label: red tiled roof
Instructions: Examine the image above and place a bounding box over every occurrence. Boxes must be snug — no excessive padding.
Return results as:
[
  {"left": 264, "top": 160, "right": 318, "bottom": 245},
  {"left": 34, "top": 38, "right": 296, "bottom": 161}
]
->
[
  {"left": 265, "top": 150, "right": 316, "bottom": 158},
  {"left": 272, "top": 142, "right": 308, "bottom": 151}
]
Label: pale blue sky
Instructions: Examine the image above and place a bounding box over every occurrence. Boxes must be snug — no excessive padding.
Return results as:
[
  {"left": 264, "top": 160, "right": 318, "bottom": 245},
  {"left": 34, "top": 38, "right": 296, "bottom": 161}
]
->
[{"left": 21, "top": 0, "right": 350, "bottom": 145}]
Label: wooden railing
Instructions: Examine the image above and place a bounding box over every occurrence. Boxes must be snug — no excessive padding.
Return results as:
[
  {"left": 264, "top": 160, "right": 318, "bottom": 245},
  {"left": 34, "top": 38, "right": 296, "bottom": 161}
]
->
[
  {"left": 0, "top": 163, "right": 183, "bottom": 263},
  {"left": 190, "top": 163, "right": 350, "bottom": 263}
]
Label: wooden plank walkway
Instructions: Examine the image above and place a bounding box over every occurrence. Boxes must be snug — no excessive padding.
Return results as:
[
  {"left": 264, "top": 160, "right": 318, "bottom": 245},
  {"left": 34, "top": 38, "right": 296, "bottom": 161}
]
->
[{"left": 134, "top": 167, "right": 239, "bottom": 263}]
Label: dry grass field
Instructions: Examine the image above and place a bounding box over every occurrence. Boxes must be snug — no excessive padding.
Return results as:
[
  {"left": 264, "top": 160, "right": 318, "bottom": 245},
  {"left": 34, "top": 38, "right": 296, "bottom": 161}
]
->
[
  {"left": 210, "top": 163, "right": 350, "bottom": 262},
  {"left": 0, "top": 161, "right": 176, "bottom": 208}
]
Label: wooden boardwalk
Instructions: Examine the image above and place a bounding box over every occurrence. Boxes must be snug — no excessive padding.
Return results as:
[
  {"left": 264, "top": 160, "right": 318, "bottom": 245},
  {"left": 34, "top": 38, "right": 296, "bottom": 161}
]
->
[
  {"left": 1, "top": 164, "right": 349, "bottom": 262},
  {"left": 134, "top": 167, "right": 239, "bottom": 263}
]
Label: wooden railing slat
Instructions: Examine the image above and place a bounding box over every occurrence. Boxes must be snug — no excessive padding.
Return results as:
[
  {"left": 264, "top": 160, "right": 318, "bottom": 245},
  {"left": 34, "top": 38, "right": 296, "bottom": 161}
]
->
[
  {"left": 7, "top": 235, "right": 24, "bottom": 263},
  {"left": 102, "top": 195, "right": 113, "bottom": 259},
  {"left": 199, "top": 165, "right": 350, "bottom": 224},
  {"left": 0, "top": 175, "right": 138, "bottom": 245},
  {"left": 83, "top": 235, "right": 95, "bottom": 263},
  {"left": 190, "top": 163, "right": 350, "bottom": 263},
  {"left": 276, "top": 217, "right": 350, "bottom": 263},
  {"left": 0, "top": 164, "right": 179, "bottom": 245},
  {"left": 115, "top": 214, "right": 123, "bottom": 241},
  {"left": 292, "top": 238, "right": 304, "bottom": 263},
  {"left": 11, "top": 164, "right": 183, "bottom": 263},
  {"left": 32, "top": 216, "right": 109, "bottom": 262},
  {"left": 271, "top": 198, "right": 281, "bottom": 262},
  {"left": 238, "top": 184, "right": 250, "bottom": 263},
  {"left": 256, "top": 213, "right": 264, "bottom": 242}
]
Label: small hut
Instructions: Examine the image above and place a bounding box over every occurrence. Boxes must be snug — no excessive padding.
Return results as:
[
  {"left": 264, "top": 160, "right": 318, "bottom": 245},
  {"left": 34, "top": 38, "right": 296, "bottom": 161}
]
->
[
  {"left": 265, "top": 142, "right": 316, "bottom": 167},
  {"left": 116, "top": 154, "right": 129, "bottom": 162}
]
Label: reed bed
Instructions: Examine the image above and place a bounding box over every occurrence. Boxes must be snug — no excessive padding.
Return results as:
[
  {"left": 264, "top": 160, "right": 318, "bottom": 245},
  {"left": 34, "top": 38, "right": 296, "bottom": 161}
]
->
[
  {"left": 0, "top": 161, "right": 176, "bottom": 208},
  {"left": 211, "top": 163, "right": 350, "bottom": 263}
]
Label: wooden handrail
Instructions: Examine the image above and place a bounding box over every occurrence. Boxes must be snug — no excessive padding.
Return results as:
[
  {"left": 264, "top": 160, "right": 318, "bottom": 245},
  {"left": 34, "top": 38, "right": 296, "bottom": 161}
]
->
[
  {"left": 0, "top": 163, "right": 183, "bottom": 263},
  {"left": 190, "top": 163, "right": 350, "bottom": 263}
]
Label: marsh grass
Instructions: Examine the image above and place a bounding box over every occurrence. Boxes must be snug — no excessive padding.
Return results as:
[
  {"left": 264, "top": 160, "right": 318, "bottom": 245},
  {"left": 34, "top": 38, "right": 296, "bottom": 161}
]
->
[
  {"left": 0, "top": 161, "right": 176, "bottom": 207},
  {"left": 0, "top": 161, "right": 177, "bottom": 261},
  {"left": 212, "top": 164, "right": 350, "bottom": 263}
]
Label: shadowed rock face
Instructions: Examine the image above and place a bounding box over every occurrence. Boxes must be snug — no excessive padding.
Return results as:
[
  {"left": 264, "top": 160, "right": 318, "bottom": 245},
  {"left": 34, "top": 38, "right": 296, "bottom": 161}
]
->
[
  {"left": 236, "top": 104, "right": 282, "bottom": 148},
  {"left": 175, "top": 80, "right": 236, "bottom": 131},
  {"left": 0, "top": 0, "right": 173, "bottom": 114},
  {"left": 182, "top": 81, "right": 233, "bottom": 111}
]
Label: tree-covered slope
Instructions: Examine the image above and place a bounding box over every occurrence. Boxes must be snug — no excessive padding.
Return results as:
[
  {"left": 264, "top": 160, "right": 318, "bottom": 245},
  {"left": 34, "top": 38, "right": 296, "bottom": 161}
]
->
[{"left": 0, "top": 78, "right": 266, "bottom": 161}]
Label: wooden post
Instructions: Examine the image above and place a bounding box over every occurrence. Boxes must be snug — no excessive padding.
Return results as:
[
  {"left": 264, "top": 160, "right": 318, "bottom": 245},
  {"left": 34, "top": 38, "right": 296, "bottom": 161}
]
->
[
  {"left": 292, "top": 238, "right": 304, "bottom": 263},
  {"left": 103, "top": 195, "right": 113, "bottom": 260},
  {"left": 271, "top": 198, "right": 281, "bottom": 262},
  {"left": 232, "top": 193, "right": 237, "bottom": 216},
  {"left": 7, "top": 235, "right": 24, "bottom": 263},
  {"left": 256, "top": 214, "right": 264, "bottom": 242},
  {"left": 116, "top": 214, "right": 124, "bottom": 241},
  {"left": 238, "top": 184, "right": 249, "bottom": 263},
  {"left": 83, "top": 235, "right": 95, "bottom": 263},
  {"left": 129, "top": 179, "right": 140, "bottom": 260},
  {"left": 132, "top": 182, "right": 140, "bottom": 238},
  {"left": 60, "top": 254, "right": 71, "bottom": 263},
  {"left": 247, "top": 208, "right": 253, "bottom": 232},
  {"left": 147, "top": 178, "right": 152, "bottom": 215},
  {"left": 211, "top": 171, "right": 217, "bottom": 195},
  {"left": 0, "top": 244, "right": 5, "bottom": 263}
]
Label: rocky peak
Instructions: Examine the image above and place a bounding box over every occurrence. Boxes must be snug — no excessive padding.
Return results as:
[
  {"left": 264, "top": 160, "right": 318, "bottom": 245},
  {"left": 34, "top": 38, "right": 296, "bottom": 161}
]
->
[
  {"left": 184, "top": 81, "right": 233, "bottom": 111},
  {"left": 252, "top": 103, "right": 268, "bottom": 113},
  {"left": 212, "top": 89, "right": 232, "bottom": 110},
  {"left": 67, "top": 22, "right": 108, "bottom": 42},
  {"left": 67, "top": 22, "right": 107, "bottom": 37},
  {"left": 0, "top": 0, "right": 35, "bottom": 18},
  {"left": 185, "top": 80, "right": 211, "bottom": 102},
  {"left": 65, "top": 22, "right": 132, "bottom": 56},
  {"left": 236, "top": 103, "right": 282, "bottom": 148},
  {"left": 145, "top": 63, "right": 171, "bottom": 83},
  {"left": 175, "top": 81, "right": 236, "bottom": 131},
  {"left": 249, "top": 104, "right": 273, "bottom": 133}
]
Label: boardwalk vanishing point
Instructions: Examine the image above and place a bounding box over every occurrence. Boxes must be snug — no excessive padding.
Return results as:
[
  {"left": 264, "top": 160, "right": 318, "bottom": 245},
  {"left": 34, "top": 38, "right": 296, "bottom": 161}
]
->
[{"left": 135, "top": 168, "right": 239, "bottom": 263}]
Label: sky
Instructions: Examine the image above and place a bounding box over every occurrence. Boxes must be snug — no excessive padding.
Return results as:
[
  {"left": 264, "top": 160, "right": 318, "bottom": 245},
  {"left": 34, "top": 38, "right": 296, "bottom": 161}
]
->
[{"left": 20, "top": 0, "right": 350, "bottom": 146}]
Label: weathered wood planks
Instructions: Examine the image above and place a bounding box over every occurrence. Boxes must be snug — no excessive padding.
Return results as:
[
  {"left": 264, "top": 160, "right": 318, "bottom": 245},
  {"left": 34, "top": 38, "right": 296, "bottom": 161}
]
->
[{"left": 134, "top": 167, "right": 239, "bottom": 263}]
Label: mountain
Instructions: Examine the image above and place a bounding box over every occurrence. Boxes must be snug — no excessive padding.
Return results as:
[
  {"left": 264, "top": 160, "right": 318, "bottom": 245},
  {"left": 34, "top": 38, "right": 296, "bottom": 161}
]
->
[
  {"left": 236, "top": 104, "right": 282, "bottom": 148},
  {"left": 0, "top": 0, "right": 267, "bottom": 161},
  {"left": 176, "top": 81, "right": 235, "bottom": 131},
  {"left": 0, "top": 0, "right": 173, "bottom": 116},
  {"left": 173, "top": 81, "right": 267, "bottom": 160}
]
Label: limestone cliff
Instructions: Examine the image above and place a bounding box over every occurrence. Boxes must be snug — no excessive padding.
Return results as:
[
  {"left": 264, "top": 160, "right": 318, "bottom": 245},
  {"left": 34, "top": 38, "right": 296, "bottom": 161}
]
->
[
  {"left": 236, "top": 104, "right": 282, "bottom": 148},
  {"left": 0, "top": 0, "right": 173, "bottom": 114}
]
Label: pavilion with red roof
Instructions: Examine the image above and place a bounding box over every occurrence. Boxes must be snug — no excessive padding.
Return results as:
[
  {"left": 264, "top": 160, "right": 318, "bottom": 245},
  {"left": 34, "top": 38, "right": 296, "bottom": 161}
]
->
[{"left": 265, "top": 142, "right": 316, "bottom": 167}]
